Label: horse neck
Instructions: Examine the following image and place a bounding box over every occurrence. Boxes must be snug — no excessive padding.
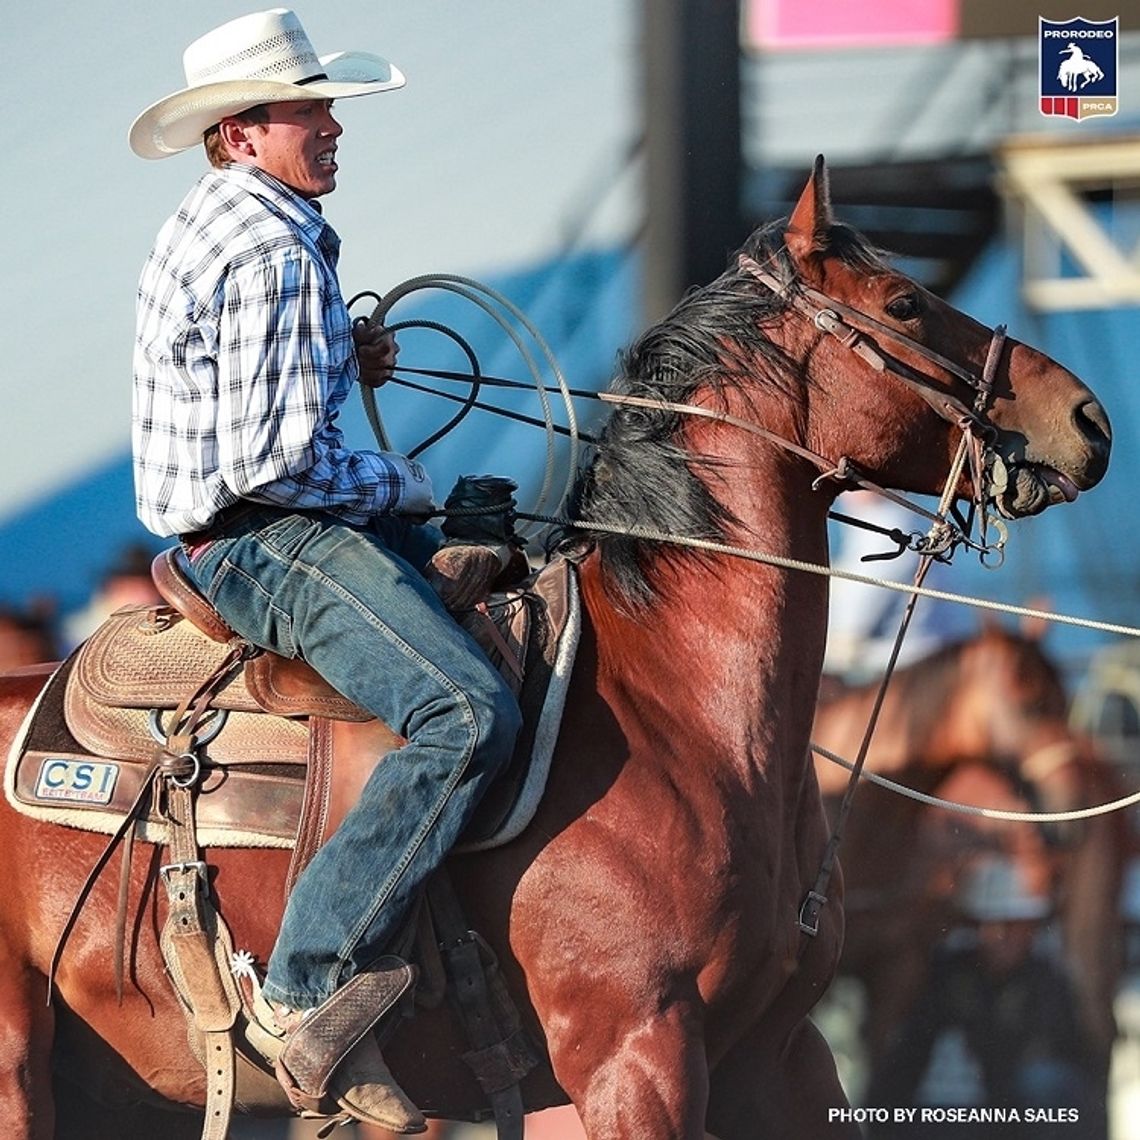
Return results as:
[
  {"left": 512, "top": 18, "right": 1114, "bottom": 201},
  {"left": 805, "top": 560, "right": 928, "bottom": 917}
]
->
[{"left": 583, "top": 443, "right": 834, "bottom": 785}]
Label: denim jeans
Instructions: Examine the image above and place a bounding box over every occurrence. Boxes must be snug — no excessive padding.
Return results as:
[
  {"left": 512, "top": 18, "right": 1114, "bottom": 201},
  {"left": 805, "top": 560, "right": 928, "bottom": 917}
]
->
[{"left": 186, "top": 507, "right": 522, "bottom": 1009}]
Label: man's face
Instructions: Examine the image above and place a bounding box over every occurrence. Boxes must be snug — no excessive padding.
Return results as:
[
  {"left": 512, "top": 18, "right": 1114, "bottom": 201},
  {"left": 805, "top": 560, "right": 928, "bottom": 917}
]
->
[{"left": 239, "top": 99, "right": 343, "bottom": 198}]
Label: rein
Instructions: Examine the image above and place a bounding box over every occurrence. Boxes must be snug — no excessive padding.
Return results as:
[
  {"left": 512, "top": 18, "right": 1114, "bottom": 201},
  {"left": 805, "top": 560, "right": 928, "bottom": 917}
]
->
[
  {"left": 737, "top": 254, "right": 1009, "bottom": 561},
  {"left": 733, "top": 253, "right": 1012, "bottom": 939}
]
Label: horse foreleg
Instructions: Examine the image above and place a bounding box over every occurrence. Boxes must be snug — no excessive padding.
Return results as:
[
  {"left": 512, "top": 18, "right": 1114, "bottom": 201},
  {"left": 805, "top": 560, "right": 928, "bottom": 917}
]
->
[
  {"left": 0, "top": 968, "right": 55, "bottom": 1139},
  {"left": 555, "top": 1005, "right": 710, "bottom": 1140},
  {"left": 706, "top": 1017, "right": 858, "bottom": 1140}
]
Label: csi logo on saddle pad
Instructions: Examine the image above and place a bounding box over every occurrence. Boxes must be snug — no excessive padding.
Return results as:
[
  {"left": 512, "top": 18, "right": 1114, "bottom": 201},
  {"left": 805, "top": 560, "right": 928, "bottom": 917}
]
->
[
  {"left": 34, "top": 758, "right": 119, "bottom": 805},
  {"left": 1039, "top": 16, "right": 1119, "bottom": 121}
]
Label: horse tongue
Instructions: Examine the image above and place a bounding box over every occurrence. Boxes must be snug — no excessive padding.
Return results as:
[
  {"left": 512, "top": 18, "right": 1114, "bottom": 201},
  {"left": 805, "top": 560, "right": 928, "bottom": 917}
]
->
[{"left": 1042, "top": 470, "right": 1080, "bottom": 504}]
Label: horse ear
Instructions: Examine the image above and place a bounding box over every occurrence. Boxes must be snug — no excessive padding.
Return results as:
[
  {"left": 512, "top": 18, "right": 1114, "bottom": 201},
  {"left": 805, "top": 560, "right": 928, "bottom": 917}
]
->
[{"left": 785, "top": 155, "right": 834, "bottom": 260}]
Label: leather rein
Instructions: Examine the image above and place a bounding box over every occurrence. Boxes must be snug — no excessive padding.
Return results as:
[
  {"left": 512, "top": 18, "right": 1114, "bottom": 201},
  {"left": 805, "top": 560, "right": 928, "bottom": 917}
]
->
[
  {"left": 737, "top": 253, "right": 1008, "bottom": 558},
  {"left": 734, "top": 253, "right": 1010, "bottom": 943}
]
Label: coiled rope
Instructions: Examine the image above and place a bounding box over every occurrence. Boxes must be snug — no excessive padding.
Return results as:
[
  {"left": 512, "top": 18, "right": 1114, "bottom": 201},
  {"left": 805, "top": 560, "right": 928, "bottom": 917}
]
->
[{"left": 350, "top": 274, "right": 581, "bottom": 542}]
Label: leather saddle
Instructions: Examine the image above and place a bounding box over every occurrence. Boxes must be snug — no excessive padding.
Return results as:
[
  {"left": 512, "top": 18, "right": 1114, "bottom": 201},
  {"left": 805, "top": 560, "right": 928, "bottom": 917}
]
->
[
  {"left": 147, "top": 548, "right": 376, "bottom": 721},
  {"left": 10, "top": 546, "right": 579, "bottom": 874}
]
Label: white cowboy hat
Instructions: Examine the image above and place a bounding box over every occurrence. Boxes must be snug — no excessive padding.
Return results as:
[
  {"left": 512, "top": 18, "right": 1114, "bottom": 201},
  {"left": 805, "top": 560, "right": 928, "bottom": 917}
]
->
[
  {"left": 958, "top": 856, "right": 1052, "bottom": 923},
  {"left": 129, "top": 8, "right": 405, "bottom": 160}
]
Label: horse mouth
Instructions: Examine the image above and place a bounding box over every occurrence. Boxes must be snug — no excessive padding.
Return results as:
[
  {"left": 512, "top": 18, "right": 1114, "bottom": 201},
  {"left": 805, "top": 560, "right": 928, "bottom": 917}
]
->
[{"left": 995, "top": 464, "right": 1081, "bottom": 518}]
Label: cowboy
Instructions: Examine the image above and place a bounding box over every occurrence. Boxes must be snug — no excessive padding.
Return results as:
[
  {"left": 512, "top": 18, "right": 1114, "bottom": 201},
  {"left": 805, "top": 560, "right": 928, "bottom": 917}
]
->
[{"left": 129, "top": 9, "right": 522, "bottom": 1132}]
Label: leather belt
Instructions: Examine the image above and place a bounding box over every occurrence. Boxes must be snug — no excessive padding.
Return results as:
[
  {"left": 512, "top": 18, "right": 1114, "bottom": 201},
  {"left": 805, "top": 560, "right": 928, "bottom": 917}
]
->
[{"left": 180, "top": 501, "right": 263, "bottom": 544}]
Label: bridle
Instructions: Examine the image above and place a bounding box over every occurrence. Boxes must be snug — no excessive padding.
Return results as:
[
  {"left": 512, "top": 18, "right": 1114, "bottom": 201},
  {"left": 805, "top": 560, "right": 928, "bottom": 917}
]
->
[
  {"left": 736, "top": 252, "right": 1013, "bottom": 943},
  {"left": 738, "top": 253, "right": 1009, "bottom": 565}
]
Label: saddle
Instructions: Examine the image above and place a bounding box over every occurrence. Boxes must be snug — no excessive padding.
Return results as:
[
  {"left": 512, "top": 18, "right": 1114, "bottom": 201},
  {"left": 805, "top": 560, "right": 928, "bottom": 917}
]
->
[{"left": 10, "top": 546, "right": 578, "bottom": 859}]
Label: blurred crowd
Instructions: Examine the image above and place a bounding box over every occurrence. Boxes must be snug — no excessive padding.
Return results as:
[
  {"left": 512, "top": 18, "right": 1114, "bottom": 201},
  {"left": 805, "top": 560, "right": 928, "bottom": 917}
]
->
[
  {"left": 820, "top": 492, "right": 1140, "bottom": 1140},
  {"left": 0, "top": 542, "right": 162, "bottom": 670}
]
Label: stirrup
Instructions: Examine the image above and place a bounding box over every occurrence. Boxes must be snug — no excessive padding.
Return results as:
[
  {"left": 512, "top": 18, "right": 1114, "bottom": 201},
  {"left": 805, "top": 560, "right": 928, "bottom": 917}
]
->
[{"left": 231, "top": 952, "right": 425, "bottom": 1131}]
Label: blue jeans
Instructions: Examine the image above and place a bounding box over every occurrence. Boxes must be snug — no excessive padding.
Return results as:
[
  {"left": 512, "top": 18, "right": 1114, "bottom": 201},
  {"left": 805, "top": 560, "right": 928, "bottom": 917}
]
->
[{"left": 186, "top": 507, "right": 522, "bottom": 1009}]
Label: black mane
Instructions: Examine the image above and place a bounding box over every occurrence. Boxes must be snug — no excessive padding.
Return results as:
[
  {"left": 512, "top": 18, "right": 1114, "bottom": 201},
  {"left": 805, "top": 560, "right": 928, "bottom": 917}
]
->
[{"left": 563, "top": 218, "right": 892, "bottom": 607}]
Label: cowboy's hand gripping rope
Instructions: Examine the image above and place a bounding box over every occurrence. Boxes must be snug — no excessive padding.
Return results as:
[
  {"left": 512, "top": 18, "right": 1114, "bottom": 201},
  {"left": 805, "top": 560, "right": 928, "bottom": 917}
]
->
[{"left": 425, "top": 476, "right": 527, "bottom": 611}]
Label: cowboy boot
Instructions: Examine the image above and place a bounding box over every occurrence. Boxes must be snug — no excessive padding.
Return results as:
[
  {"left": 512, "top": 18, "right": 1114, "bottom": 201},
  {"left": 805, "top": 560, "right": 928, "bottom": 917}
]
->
[
  {"left": 272, "top": 957, "right": 426, "bottom": 1133},
  {"left": 324, "top": 1028, "right": 425, "bottom": 1132}
]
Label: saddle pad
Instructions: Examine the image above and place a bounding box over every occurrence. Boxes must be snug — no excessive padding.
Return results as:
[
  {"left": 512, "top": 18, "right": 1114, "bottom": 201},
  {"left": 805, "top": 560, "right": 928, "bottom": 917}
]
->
[{"left": 8, "top": 658, "right": 305, "bottom": 847}]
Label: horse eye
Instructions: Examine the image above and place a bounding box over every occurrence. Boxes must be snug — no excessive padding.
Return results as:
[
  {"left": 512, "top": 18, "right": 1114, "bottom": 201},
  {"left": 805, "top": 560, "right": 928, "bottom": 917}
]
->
[{"left": 885, "top": 293, "right": 924, "bottom": 321}]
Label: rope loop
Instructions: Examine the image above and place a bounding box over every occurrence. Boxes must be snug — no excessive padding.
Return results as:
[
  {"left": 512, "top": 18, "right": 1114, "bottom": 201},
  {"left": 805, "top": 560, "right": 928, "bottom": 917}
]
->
[{"left": 350, "top": 274, "right": 582, "bottom": 543}]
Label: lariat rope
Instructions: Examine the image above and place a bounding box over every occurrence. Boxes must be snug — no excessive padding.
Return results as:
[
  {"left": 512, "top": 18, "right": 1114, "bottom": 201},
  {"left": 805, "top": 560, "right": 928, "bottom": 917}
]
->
[
  {"left": 811, "top": 743, "right": 1140, "bottom": 823},
  {"left": 740, "top": 305, "right": 1009, "bottom": 938},
  {"left": 350, "top": 275, "right": 582, "bottom": 543},
  {"left": 506, "top": 506, "right": 1140, "bottom": 639}
]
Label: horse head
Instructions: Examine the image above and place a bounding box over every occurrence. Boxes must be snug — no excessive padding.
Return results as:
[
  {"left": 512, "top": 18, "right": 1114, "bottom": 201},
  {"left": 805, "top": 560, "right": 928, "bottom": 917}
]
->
[
  {"left": 762, "top": 157, "right": 1111, "bottom": 519},
  {"left": 573, "top": 157, "right": 1110, "bottom": 612},
  {"left": 943, "top": 622, "right": 1068, "bottom": 752}
]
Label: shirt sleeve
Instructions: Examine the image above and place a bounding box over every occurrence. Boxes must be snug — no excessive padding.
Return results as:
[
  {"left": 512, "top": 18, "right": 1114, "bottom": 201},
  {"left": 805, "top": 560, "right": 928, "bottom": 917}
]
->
[{"left": 214, "top": 250, "right": 431, "bottom": 521}]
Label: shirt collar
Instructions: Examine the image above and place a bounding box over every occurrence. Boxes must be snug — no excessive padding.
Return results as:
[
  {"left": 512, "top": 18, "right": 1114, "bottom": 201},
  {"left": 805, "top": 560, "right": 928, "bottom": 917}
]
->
[{"left": 216, "top": 163, "right": 341, "bottom": 260}]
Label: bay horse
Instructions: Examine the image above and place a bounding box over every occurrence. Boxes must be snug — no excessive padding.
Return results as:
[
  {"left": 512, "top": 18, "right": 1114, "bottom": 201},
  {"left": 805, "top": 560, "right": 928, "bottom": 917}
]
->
[
  {"left": 0, "top": 158, "right": 1112, "bottom": 1140},
  {"left": 813, "top": 621, "right": 1077, "bottom": 796},
  {"left": 813, "top": 624, "right": 1130, "bottom": 1121}
]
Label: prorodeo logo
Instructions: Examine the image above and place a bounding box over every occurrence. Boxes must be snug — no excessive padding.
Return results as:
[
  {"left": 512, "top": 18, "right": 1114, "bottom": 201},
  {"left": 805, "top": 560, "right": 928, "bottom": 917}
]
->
[{"left": 1039, "top": 16, "right": 1119, "bottom": 121}]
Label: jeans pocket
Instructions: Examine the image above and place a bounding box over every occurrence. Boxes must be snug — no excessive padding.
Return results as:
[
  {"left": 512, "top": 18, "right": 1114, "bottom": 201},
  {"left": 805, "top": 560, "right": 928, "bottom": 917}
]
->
[{"left": 201, "top": 546, "right": 298, "bottom": 659}]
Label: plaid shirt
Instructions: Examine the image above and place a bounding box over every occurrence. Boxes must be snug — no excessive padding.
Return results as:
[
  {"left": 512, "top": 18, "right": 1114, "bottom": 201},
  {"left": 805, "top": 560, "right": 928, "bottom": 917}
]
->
[{"left": 133, "top": 163, "right": 430, "bottom": 538}]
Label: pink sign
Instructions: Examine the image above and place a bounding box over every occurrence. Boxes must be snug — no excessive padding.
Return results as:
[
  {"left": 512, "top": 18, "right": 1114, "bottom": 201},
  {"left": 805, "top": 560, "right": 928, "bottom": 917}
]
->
[{"left": 745, "top": 0, "right": 959, "bottom": 51}]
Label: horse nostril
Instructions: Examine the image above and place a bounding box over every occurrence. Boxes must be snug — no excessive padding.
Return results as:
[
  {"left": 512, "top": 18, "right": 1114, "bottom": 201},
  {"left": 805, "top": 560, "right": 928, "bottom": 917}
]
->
[
  {"left": 1077, "top": 398, "right": 1112, "bottom": 453},
  {"left": 1074, "top": 398, "right": 1112, "bottom": 486}
]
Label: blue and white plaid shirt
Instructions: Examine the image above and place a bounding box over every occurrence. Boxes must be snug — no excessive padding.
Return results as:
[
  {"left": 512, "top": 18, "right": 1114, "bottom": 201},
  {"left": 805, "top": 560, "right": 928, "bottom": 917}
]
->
[{"left": 133, "top": 163, "right": 430, "bottom": 538}]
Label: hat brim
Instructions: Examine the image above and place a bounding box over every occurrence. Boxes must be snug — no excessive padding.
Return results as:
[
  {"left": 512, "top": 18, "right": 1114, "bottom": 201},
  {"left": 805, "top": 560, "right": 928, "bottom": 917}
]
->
[{"left": 129, "top": 51, "right": 405, "bottom": 159}]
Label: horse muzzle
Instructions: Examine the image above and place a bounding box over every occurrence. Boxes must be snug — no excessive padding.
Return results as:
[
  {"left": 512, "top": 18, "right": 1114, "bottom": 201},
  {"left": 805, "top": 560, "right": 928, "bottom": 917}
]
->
[{"left": 994, "top": 395, "right": 1112, "bottom": 518}]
